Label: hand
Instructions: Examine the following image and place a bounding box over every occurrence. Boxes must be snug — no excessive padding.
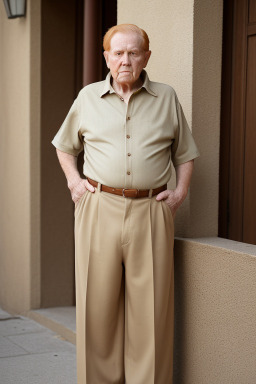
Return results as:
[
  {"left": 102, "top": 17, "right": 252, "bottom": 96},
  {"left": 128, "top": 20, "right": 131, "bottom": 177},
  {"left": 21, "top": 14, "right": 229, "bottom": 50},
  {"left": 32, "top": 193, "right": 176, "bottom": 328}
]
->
[
  {"left": 155, "top": 188, "right": 187, "bottom": 218},
  {"left": 68, "top": 178, "right": 95, "bottom": 203}
]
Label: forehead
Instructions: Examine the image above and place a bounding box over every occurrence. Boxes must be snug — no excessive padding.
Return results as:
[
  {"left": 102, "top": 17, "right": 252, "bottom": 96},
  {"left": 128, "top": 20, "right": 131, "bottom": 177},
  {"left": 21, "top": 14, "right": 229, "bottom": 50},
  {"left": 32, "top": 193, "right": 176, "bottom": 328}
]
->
[{"left": 110, "top": 32, "right": 144, "bottom": 51}]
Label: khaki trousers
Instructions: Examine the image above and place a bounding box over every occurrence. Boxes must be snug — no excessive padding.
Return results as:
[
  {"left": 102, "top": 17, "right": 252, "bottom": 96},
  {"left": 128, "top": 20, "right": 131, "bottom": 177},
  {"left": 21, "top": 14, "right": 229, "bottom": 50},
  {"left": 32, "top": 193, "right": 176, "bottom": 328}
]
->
[{"left": 74, "top": 186, "right": 174, "bottom": 384}]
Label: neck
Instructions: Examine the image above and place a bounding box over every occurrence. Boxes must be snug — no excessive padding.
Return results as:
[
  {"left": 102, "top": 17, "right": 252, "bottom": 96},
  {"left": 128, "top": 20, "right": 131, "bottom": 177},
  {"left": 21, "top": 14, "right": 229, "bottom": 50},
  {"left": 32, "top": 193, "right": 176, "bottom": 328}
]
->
[{"left": 112, "top": 77, "right": 143, "bottom": 97}]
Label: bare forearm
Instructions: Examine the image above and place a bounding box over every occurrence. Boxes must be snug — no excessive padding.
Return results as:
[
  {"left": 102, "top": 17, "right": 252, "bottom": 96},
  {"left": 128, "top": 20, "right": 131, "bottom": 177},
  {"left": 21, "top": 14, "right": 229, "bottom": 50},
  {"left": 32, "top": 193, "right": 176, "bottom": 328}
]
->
[
  {"left": 175, "top": 160, "right": 194, "bottom": 202},
  {"left": 156, "top": 160, "right": 194, "bottom": 216},
  {"left": 56, "top": 149, "right": 81, "bottom": 189},
  {"left": 56, "top": 149, "right": 94, "bottom": 202}
]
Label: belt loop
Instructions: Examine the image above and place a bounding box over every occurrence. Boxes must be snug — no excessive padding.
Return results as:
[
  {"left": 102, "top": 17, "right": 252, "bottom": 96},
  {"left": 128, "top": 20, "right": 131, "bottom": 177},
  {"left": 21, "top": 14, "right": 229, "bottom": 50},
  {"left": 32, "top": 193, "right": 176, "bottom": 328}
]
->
[
  {"left": 148, "top": 188, "right": 153, "bottom": 198},
  {"left": 97, "top": 182, "right": 102, "bottom": 192}
]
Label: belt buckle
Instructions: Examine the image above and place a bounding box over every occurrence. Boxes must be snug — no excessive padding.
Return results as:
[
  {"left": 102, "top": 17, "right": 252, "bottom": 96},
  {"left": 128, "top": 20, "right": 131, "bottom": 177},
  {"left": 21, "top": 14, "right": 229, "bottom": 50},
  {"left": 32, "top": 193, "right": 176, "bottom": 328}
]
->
[{"left": 122, "top": 188, "right": 139, "bottom": 198}]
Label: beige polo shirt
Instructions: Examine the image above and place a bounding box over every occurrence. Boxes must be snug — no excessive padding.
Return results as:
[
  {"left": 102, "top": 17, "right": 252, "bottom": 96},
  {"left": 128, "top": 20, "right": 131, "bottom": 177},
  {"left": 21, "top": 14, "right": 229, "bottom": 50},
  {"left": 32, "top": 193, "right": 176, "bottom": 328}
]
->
[{"left": 52, "top": 70, "right": 199, "bottom": 189}]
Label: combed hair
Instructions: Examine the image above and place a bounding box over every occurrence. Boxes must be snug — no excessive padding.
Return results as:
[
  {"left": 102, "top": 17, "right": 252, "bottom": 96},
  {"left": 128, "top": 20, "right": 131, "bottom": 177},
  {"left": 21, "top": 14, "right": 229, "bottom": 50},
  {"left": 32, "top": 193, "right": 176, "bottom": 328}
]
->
[{"left": 103, "top": 24, "right": 150, "bottom": 51}]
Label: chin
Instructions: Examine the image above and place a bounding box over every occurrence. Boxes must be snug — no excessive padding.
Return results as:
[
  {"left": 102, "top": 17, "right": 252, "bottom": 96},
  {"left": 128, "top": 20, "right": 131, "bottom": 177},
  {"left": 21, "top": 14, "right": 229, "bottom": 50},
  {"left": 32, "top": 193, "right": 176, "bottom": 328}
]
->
[{"left": 118, "top": 75, "right": 133, "bottom": 82}]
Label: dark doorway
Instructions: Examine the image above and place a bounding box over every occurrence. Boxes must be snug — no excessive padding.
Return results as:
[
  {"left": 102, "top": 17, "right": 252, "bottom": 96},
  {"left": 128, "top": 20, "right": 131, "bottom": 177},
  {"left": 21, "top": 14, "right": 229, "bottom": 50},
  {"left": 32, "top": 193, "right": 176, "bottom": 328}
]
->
[
  {"left": 41, "top": 0, "right": 117, "bottom": 308},
  {"left": 219, "top": 0, "right": 256, "bottom": 245}
]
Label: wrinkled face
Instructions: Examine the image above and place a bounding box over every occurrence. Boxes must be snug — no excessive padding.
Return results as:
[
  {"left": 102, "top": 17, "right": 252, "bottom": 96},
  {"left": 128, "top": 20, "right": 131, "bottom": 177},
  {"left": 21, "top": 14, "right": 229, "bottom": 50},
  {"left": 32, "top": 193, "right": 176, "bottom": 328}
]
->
[{"left": 104, "top": 32, "right": 151, "bottom": 87}]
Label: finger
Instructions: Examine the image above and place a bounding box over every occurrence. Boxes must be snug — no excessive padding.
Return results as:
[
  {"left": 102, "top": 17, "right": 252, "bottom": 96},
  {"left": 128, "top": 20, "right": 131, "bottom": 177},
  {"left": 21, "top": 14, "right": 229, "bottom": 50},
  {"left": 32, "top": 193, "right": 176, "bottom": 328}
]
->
[
  {"left": 155, "top": 190, "right": 169, "bottom": 201},
  {"left": 72, "top": 195, "right": 79, "bottom": 204},
  {"left": 72, "top": 192, "right": 81, "bottom": 203},
  {"left": 85, "top": 179, "right": 95, "bottom": 193}
]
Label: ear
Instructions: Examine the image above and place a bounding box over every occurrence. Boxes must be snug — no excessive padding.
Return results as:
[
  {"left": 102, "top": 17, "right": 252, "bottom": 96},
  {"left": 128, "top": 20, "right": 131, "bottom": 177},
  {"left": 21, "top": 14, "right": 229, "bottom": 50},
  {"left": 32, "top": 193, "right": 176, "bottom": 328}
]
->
[
  {"left": 103, "top": 51, "right": 110, "bottom": 68},
  {"left": 143, "top": 50, "right": 151, "bottom": 68}
]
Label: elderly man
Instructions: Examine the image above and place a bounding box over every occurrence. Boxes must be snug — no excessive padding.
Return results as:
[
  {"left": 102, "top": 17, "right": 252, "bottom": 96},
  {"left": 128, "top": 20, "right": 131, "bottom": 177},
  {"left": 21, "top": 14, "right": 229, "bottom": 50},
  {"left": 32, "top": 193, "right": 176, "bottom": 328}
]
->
[{"left": 52, "top": 24, "right": 199, "bottom": 384}]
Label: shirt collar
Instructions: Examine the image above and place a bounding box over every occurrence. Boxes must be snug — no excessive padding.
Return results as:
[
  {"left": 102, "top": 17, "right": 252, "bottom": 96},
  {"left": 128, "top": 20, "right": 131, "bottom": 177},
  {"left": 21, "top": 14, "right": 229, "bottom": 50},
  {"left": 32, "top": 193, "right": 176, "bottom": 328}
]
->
[{"left": 100, "top": 70, "right": 158, "bottom": 98}]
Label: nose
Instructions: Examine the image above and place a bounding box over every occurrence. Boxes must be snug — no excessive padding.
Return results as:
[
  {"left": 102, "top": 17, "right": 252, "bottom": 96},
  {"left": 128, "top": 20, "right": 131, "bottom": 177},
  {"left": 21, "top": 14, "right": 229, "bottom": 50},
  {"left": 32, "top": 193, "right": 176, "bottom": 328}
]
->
[{"left": 122, "top": 52, "right": 131, "bottom": 65}]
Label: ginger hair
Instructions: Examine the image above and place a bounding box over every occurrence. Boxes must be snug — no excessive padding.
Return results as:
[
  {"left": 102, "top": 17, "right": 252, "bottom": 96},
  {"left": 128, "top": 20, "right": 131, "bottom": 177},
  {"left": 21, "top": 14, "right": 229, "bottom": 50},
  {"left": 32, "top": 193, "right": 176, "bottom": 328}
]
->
[{"left": 103, "top": 24, "right": 150, "bottom": 51}]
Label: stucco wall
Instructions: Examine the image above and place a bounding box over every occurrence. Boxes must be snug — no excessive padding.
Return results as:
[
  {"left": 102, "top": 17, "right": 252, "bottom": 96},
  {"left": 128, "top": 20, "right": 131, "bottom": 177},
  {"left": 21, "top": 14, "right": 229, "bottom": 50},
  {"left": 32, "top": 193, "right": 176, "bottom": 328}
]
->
[
  {"left": 0, "top": 0, "right": 79, "bottom": 312},
  {"left": 174, "top": 238, "right": 256, "bottom": 383},
  {"left": 189, "top": 0, "right": 223, "bottom": 237},
  {"left": 0, "top": 0, "right": 41, "bottom": 313},
  {"left": 118, "top": 0, "right": 223, "bottom": 237}
]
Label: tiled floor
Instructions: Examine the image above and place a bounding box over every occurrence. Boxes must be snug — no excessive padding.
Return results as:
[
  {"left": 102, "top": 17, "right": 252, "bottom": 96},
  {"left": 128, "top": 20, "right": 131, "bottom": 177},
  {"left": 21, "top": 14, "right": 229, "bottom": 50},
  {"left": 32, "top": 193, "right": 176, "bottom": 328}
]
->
[{"left": 0, "top": 308, "right": 76, "bottom": 384}]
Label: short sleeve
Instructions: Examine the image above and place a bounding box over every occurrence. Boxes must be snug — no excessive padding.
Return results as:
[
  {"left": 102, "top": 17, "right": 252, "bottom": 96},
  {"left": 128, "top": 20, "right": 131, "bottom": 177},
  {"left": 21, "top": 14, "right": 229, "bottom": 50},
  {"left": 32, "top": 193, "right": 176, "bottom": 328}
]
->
[
  {"left": 171, "top": 94, "right": 200, "bottom": 166},
  {"left": 51, "top": 95, "right": 83, "bottom": 156}
]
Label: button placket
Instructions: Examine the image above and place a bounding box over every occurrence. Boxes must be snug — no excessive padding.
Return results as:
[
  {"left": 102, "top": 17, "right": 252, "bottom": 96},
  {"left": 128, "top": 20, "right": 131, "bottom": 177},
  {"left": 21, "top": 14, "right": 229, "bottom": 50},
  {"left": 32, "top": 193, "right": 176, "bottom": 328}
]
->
[{"left": 125, "top": 103, "right": 133, "bottom": 188}]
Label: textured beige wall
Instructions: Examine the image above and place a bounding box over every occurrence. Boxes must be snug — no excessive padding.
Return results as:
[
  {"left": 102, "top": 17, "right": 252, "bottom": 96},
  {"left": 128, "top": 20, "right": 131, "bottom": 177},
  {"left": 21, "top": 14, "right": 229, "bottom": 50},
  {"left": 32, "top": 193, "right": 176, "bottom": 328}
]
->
[
  {"left": 174, "top": 238, "right": 256, "bottom": 383},
  {"left": 189, "top": 0, "right": 223, "bottom": 237},
  {"left": 0, "top": 0, "right": 77, "bottom": 312},
  {"left": 118, "top": 0, "right": 223, "bottom": 237},
  {"left": 0, "top": 0, "right": 41, "bottom": 313},
  {"left": 118, "top": 0, "right": 194, "bottom": 114}
]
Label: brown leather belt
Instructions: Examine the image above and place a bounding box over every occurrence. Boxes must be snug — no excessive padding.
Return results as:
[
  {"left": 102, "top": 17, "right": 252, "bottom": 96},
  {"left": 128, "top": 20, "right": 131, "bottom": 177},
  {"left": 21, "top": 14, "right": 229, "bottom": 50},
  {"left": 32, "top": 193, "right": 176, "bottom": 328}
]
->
[{"left": 87, "top": 178, "right": 167, "bottom": 198}]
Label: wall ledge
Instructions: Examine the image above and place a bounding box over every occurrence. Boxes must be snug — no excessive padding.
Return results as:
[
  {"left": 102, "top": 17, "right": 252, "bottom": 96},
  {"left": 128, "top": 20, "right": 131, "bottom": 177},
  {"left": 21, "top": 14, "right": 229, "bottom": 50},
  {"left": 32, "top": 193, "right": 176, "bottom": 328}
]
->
[{"left": 175, "top": 236, "right": 256, "bottom": 257}]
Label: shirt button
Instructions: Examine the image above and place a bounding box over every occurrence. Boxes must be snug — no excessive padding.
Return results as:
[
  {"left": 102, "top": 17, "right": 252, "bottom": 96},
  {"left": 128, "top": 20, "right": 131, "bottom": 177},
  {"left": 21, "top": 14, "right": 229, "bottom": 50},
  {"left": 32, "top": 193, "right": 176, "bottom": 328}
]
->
[
  {"left": 126, "top": 135, "right": 131, "bottom": 139},
  {"left": 127, "top": 116, "right": 131, "bottom": 120},
  {"left": 127, "top": 171, "right": 131, "bottom": 175},
  {"left": 127, "top": 153, "right": 131, "bottom": 156}
]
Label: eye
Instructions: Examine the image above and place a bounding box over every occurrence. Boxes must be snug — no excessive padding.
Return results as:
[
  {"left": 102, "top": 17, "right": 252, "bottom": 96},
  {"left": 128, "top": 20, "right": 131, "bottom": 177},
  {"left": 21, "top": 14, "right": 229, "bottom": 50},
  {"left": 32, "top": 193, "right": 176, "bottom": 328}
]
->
[{"left": 115, "top": 52, "right": 122, "bottom": 56}]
